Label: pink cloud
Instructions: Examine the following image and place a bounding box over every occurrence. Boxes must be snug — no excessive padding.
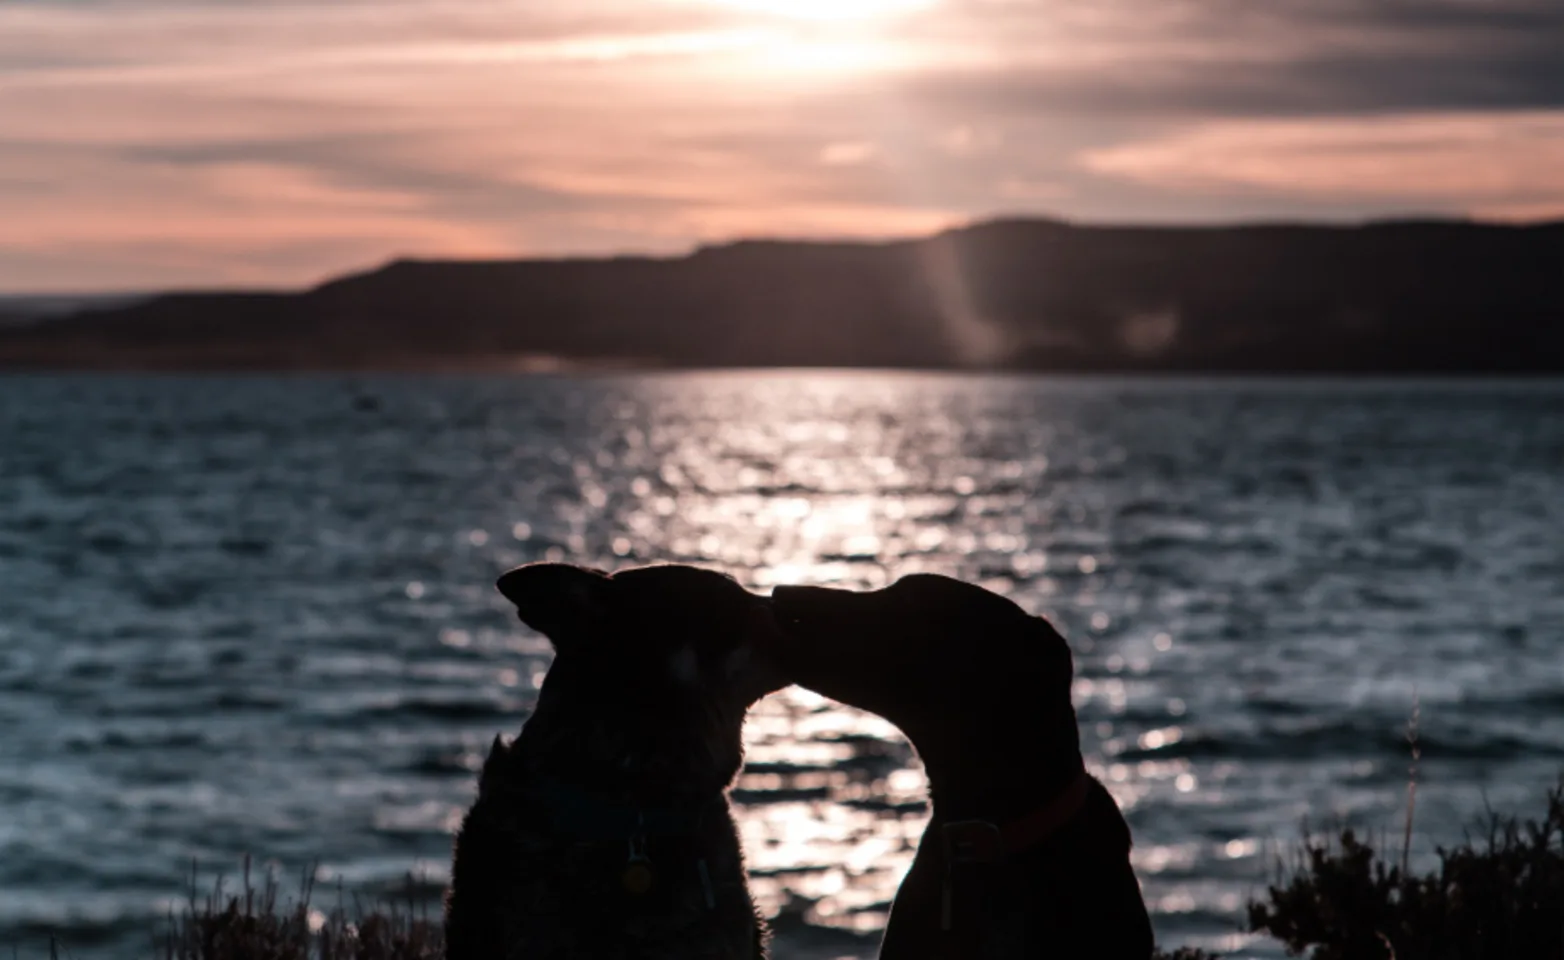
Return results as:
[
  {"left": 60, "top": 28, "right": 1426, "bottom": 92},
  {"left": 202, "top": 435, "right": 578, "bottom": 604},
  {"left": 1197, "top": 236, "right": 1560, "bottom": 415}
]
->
[
  {"left": 3, "top": 0, "right": 1562, "bottom": 289},
  {"left": 1081, "top": 112, "right": 1564, "bottom": 217}
]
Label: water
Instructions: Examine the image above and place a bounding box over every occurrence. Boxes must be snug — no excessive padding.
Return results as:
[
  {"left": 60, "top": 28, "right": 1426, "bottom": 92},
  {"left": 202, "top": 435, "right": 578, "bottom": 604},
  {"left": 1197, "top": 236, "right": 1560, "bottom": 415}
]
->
[{"left": 2, "top": 373, "right": 1561, "bottom": 958}]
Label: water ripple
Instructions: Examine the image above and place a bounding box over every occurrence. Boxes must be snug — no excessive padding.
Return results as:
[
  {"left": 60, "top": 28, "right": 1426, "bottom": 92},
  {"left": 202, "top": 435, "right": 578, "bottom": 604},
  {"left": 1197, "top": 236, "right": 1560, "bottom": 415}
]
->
[{"left": 1, "top": 374, "right": 1561, "bottom": 959}]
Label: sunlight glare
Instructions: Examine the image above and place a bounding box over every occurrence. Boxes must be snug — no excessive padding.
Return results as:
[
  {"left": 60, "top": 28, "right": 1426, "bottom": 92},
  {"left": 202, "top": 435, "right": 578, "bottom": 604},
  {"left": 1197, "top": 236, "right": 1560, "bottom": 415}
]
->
[{"left": 701, "top": 0, "right": 935, "bottom": 22}]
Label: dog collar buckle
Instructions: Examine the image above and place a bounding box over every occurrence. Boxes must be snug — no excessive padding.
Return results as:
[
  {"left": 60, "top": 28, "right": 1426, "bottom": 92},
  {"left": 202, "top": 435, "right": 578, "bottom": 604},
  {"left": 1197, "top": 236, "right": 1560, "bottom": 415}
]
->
[{"left": 942, "top": 820, "right": 1005, "bottom": 864}]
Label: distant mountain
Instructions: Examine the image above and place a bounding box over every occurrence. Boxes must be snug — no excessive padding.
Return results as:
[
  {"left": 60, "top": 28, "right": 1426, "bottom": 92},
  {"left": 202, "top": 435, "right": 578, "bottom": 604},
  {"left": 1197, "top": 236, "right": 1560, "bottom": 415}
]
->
[
  {"left": 0, "top": 294, "right": 149, "bottom": 328},
  {"left": 2, "top": 218, "right": 1560, "bottom": 373}
]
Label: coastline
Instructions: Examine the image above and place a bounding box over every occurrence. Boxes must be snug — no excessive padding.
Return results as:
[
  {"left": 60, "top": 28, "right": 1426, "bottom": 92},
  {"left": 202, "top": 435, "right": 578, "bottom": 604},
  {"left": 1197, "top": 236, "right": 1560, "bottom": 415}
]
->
[{"left": 3, "top": 350, "right": 1562, "bottom": 376}]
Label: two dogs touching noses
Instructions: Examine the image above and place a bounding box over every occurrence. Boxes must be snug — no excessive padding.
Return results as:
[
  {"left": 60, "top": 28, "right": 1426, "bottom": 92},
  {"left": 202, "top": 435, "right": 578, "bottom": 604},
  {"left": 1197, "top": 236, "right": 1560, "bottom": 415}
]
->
[{"left": 446, "top": 563, "right": 1155, "bottom": 960}]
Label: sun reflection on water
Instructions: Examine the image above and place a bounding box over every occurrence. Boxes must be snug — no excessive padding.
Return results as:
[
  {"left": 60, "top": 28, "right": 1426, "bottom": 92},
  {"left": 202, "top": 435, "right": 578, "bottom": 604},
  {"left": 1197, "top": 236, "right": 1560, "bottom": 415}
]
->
[
  {"left": 738, "top": 686, "right": 927, "bottom": 934},
  {"left": 473, "top": 372, "right": 1298, "bottom": 951},
  {"left": 13, "top": 375, "right": 1559, "bottom": 958}
]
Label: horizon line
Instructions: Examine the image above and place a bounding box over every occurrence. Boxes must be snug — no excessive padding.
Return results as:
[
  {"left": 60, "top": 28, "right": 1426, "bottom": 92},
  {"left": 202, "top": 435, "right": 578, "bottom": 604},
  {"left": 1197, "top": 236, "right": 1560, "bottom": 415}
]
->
[{"left": 4, "top": 211, "right": 1559, "bottom": 300}]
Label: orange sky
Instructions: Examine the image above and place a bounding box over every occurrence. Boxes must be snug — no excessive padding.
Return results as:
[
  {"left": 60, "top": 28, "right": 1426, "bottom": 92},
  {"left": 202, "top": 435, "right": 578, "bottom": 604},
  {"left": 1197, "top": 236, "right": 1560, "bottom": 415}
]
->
[{"left": 2, "top": 0, "right": 1561, "bottom": 292}]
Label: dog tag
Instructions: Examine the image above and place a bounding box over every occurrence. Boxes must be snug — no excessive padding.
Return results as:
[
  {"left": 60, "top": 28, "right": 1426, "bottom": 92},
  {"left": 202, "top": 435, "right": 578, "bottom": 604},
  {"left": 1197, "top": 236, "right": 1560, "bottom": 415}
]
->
[
  {"left": 621, "top": 860, "right": 654, "bottom": 895},
  {"left": 622, "top": 838, "right": 654, "bottom": 895}
]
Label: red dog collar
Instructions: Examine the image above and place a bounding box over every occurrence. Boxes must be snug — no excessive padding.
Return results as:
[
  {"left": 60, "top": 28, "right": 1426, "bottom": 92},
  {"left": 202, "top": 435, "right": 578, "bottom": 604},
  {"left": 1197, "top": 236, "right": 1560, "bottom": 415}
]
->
[{"left": 941, "top": 770, "right": 1092, "bottom": 864}]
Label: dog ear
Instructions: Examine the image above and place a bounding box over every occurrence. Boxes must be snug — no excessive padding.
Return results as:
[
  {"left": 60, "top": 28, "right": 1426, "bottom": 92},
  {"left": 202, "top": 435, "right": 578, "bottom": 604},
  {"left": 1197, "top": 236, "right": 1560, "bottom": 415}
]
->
[
  {"left": 496, "top": 563, "right": 614, "bottom": 647},
  {"left": 476, "top": 734, "right": 509, "bottom": 799}
]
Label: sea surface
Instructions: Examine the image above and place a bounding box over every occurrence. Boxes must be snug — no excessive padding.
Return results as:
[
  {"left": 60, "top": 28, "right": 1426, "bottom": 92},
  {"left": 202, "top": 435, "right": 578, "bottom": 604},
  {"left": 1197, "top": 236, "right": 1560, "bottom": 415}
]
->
[{"left": 2, "top": 373, "right": 1562, "bottom": 958}]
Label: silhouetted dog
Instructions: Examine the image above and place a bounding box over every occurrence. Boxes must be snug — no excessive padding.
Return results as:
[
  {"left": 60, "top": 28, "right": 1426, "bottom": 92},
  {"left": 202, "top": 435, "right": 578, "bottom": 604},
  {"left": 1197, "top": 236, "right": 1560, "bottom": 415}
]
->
[
  {"left": 767, "top": 575, "right": 1154, "bottom": 959},
  {"left": 446, "top": 563, "right": 782, "bottom": 960}
]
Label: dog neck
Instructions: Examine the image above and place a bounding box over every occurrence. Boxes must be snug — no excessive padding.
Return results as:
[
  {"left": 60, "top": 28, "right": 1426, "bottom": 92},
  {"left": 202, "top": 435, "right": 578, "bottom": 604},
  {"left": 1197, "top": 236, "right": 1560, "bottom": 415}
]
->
[
  {"left": 913, "top": 716, "right": 1087, "bottom": 826},
  {"left": 522, "top": 775, "right": 728, "bottom": 843}
]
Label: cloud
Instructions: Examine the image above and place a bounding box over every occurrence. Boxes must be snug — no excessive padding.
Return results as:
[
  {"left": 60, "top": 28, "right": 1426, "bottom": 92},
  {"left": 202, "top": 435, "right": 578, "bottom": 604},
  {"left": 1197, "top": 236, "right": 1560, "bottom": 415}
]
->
[
  {"left": 885, "top": 0, "right": 1564, "bottom": 117},
  {"left": 1080, "top": 111, "right": 1564, "bottom": 218},
  {"left": 1, "top": 0, "right": 1562, "bottom": 289},
  {"left": 819, "top": 141, "right": 879, "bottom": 166}
]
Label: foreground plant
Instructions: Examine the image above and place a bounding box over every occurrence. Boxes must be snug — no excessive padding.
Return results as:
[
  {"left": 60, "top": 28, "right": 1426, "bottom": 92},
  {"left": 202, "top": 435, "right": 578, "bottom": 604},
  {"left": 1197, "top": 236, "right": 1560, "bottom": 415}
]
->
[
  {"left": 34, "top": 780, "right": 1564, "bottom": 960},
  {"left": 159, "top": 857, "right": 442, "bottom": 960},
  {"left": 1250, "top": 781, "right": 1564, "bottom": 959}
]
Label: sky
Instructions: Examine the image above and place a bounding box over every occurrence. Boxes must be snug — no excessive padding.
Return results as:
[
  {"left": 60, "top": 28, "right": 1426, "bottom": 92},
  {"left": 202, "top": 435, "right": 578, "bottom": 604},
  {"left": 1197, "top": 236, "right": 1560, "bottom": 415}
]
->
[{"left": 1, "top": 0, "right": 1561, "bottom": 292}]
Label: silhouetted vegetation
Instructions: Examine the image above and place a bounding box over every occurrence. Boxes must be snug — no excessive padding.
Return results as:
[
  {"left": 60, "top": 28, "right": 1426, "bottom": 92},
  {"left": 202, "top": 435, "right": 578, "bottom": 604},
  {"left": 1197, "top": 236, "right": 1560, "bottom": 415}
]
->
[
  {"left": 2, "top": 218, "right": 1559, "bottom": 373},
  {"left": 1250, "top": 780, "right": 1564, "bottom": 959},
  {"left": 18, "top": 781, "right": 1564, "bottom": 958},
  {"left": 157, "top": 858, "right": 443, "bottom": 960}
]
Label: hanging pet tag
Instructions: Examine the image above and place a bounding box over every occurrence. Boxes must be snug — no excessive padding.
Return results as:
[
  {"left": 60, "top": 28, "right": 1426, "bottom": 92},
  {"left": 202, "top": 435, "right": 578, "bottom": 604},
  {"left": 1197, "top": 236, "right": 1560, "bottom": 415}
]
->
[{"left": 622, "top": 837, "right": 654, "bottom": 895}]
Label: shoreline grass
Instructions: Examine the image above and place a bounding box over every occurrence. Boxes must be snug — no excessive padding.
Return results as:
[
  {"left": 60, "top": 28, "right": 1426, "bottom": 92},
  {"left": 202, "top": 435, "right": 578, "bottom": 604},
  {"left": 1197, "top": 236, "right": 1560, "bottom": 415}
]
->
[
  {"left": 1249, "top": 779, "right": 1564, "bottom": 960},
  {"left": 17, "top": 780, "right": 1563, "bottom": 959},
  {"left": 156, "top": 857, "right": 442, "bottom": 960}
]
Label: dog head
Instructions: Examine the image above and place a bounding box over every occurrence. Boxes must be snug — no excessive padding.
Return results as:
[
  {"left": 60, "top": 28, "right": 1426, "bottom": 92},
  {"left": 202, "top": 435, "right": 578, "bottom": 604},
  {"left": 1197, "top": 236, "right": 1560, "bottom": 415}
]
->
[
  {"left": 766, "top": 574, "right": 1077, "bottom": 760},
  {"left": 767, "top": 575, "right": 1153, "bottom": 955},
  {"left": 497, "top": 562, "right": 785, "bottom": 780}
]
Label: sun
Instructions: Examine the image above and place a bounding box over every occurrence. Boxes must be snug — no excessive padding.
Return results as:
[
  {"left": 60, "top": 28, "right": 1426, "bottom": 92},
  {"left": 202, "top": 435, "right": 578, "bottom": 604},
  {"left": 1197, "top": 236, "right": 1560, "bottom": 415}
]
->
[
  {"left": 703, "top": 0, "right": 934, "bottom": 23},
  {"left": 672, "top": 0, "right": 935, "bottom": 77}
]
